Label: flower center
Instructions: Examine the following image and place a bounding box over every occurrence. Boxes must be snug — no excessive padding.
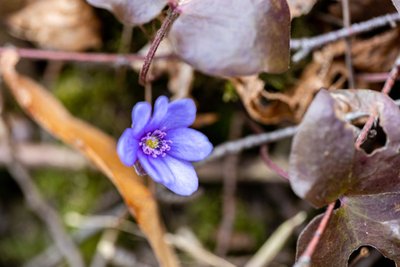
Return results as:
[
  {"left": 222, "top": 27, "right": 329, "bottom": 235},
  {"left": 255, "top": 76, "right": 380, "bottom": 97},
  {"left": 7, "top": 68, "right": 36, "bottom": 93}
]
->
[
  {"left": 139, "top": 129, "right": 172, "bottom": 158},
  {"left": 145, "top": 138, "right": 159, "bottom": 149}
]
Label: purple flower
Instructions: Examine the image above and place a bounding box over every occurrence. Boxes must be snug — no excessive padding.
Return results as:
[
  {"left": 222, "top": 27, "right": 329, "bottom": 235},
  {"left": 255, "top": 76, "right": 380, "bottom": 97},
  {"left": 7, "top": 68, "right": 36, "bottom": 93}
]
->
[{"left": 117, "top": 96, "right": 213, "bottom": 196}]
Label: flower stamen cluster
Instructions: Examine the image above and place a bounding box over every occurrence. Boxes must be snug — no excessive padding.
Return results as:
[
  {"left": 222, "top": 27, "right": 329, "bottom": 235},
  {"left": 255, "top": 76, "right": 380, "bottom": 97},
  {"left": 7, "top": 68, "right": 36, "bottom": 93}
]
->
[{"left": 139, "top": 129, "right": 172, "bottom": 158}]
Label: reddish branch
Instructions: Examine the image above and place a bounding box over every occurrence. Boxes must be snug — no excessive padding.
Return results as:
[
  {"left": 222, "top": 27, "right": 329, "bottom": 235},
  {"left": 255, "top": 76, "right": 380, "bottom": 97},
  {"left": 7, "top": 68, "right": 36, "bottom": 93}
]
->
[
  {"left": 294, "top": 202, "right": 335, "bottom": 267},
  {"left": 0, "top": 47, "right": 173, "bottom": 65},
  {"left": 355, "top": 109, "right": 378, "bottom": 149},
  {"left": 260, "top": 145, "right": 290, "bottom": 181},
  {"left": 382, "top": 56, "right": 400, "bottom": 95},
  {"left": 139, "top": 7, "right": 180, "bottom": 85},
  {"left": 246, "top": 119, "right": 290, "bottom": 181},
  {"left": 355, "top": 55, "right": 400, "bottom": 149},
  {"left": 357, "top": 72, "right": 392, "bottom": 82}
]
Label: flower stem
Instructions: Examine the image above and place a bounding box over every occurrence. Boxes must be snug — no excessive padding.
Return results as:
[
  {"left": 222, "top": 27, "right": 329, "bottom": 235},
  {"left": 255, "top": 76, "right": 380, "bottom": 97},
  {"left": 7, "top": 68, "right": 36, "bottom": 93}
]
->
[
  {"left": 139, "top": 6, "right": 180, "bottom": 86},
  {"left": 260, "top": 145, "right": 290, "bottom": 181}
]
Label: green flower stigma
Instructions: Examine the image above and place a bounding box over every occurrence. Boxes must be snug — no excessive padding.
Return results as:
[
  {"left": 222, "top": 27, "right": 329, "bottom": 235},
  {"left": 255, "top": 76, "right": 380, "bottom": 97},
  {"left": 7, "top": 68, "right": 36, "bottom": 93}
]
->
[{"left": 145, "top": 138, "right": 159, "bottom": 149}]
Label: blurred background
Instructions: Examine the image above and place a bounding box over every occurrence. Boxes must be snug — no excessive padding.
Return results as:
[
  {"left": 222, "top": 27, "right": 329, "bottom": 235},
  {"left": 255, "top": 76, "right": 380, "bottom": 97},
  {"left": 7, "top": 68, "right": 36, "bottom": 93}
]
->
[{"left": 0, "top": 0, "right": 399, "bottom": 266}]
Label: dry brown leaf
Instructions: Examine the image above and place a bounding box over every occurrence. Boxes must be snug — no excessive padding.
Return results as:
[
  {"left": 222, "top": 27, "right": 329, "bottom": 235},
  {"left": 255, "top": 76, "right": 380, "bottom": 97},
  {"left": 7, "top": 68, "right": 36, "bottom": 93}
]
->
[
  {"left": 7, "top": 0, "right": 101, "bottom": 51},
  {"left": 352, "top": 29, "right": 400, "bottom": 72},
  {"left": 131, "top": 40, "right": 194, "bottom": 99},
  {"left": 233, "top": 28, "right": 400, "bottom": 124},
  {"left": 231, "top": 76, "right": 293, "bottom": 124},
  {"left": 192, "top": 113, "right": 219, "bottom": 128},
  {"left": 232, "top": 44, "right": 348, "bottom": 124},
  {"left": 0, "top": 50, "right": 179, "bottom": 267},
  {"left": 286, "top": 0, "right": 317, "bottom": 18}
]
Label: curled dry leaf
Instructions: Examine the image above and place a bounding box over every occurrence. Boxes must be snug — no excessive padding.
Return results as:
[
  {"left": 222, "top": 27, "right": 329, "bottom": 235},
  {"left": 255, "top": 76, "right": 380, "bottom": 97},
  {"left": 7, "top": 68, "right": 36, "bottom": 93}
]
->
[
  {"left": 131, "top": 40, "right": 194, "bottom": 99},
  {"left": 231, "top": 54, "right": 346, "bottom": 125},
  {"left": 86, "top": 0, "right": 168, "bottom": 25},
  {"left": 169, "top": 0, "right": 291, "bottom": 77},
  {"left": 289, "top": 89, "right": 400, "bottom": 207},
  {"left": 231, "top": 76, "right": 293, "bottom": 124},
  {"left": 7, "top": 0, "right": 101, "bottom": 51},
  {"left": 0, "top": 50, "right": 179, "bottom": 267},
  {"left": 232, "top": 28, "right": 400, "bottom": 125},
  {"left": 352, "top": 28, "right": 400, "bottom": 72}
]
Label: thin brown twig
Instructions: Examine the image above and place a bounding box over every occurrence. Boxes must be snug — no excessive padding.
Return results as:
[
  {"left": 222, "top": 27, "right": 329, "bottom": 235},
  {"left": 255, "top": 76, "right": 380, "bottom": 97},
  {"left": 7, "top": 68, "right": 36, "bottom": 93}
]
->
[
  {"left": 354, "top": 109, "right": 378, "bottom": 149},
  {"left": 198, "top": 126, "right": 298, "bottom": 165},
  {"left": 341, "top": 0, "right": 355, "bottom": 89},
  {"left": 139, "top": 7, "right": 180, "bottom": 85},
  {"left": 260, "top": 145, "right": 290, "bottom": 181},
  {"left": 166, "top": 228, "right": 236, "bottom": 267},
  {"left": 293, "top": 202, "right": 335, "bottom": 267},
  {"left": 198, "top": 98, "right": 400, "bottom": 165},
  {"left": 215, "top": 114, "right": 243, "bottom": 256},
  {"left": 0, "top": 47, "right": 173, "bottom": 66},
  {"left": 246, "top": 119, "right": 290, "bottom": 181},
  {"left": 116, "top": 24, "right": 134, "bottom": 89},
  {"left": 291, "top": 12, "right": 400, "bottom": 61},
  {"left": 0, "top": 143, "right": 89, "bottom": 170}
]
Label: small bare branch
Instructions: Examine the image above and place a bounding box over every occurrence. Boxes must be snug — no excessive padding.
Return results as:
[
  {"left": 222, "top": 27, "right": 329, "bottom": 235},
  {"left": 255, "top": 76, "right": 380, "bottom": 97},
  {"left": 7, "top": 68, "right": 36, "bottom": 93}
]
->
[
  {"left": 245, "top": 212, "right": 307, "bottom": 267},
  {"left": 215, "top": 114, "right": 243, "bottom": 256},
  {"left": 166, "top": 228, "right": 236, "bottom": 267},
  {"left": 291, "top": 13, "right": 400, "bottom": 61}
]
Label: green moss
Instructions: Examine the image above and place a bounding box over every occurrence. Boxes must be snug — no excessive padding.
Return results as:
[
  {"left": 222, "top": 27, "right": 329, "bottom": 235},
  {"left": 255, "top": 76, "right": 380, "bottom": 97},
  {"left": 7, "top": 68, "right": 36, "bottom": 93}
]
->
[
  {"left": 222, "top": 81, "right": 239, "bottom": 103},
  {"left": 80, "top": 233, "right": 102, "bottom": 264},
  {"left": 54, "top": 67, "right": 136, "bottom": 136},
  {"left": 33, "top": 169, "right": 110, "bottom": 215},
  {"left": 187, "top": 190, "right": 221, "bottom": 247},
  {"left": 234, "top": 201, "right": 266, "bottom": 247},
  {"left": 0, "top": 203, "right": 48, "bottom": 264}
]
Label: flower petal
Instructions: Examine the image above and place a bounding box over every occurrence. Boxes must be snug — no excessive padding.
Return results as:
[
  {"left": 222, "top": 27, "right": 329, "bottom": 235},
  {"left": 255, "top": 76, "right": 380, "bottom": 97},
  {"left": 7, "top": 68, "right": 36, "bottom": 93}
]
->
[
  {"left": 159, "top": 98, "right": 196, "bottom": 130},
  {"left": 131, "top": 101, "right": 151, "bottom": 137},
  {"left": 117, "top": 128, "right": 139, "bottom": 166},
  {"left": 137, "top": 151, "right": 174, "bottom": 184},
  {"left": 167, "top": 128, "right": 213, "bottom": 161},
  {"left": 138, "top": 152, "right": 198, "bottom": 196},
  {"left": 163, "top": 155, "right": 198, "bottom": 196},
  {"left": 145, "top": 96, "right": 169, "bottom": 132}
]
